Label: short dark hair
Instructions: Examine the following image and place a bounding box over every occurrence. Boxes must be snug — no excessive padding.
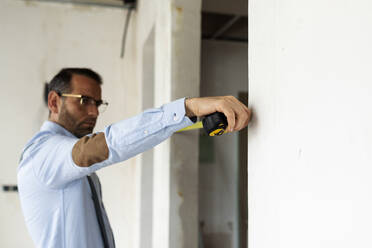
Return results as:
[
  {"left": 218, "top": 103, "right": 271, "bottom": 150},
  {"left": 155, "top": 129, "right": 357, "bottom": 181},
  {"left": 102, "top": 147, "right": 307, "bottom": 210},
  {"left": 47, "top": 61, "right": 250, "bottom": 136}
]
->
[{"left": 44, "top": 68, "right": 103, "bottom": 106}]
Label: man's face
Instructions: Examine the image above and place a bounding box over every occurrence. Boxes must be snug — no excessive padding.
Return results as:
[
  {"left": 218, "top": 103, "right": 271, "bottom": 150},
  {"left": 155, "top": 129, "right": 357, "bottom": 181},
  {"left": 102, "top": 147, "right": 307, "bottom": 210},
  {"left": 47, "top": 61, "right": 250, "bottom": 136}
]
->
[{"left": 57, "top": 74, "right": 102, "bottom": 138}]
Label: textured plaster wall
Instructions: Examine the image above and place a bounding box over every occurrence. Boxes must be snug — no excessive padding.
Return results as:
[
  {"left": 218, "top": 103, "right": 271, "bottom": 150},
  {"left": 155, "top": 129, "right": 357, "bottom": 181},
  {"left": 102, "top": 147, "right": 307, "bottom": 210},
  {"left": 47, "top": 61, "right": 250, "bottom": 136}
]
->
[
  {"left": 135, "top": 0, "right": 201, "bottom": 247},
  {"left": 249, "top": 0, "right": 372, "bottom": 247},
  {"left": 0, "top": 1, "right": 138, "bottom": 247},
  {"left": 134, "top": 1, "right": 156, "bottom": 247},
  {"left": 169, "top": 0, "right": 201, "bottom": 247}
]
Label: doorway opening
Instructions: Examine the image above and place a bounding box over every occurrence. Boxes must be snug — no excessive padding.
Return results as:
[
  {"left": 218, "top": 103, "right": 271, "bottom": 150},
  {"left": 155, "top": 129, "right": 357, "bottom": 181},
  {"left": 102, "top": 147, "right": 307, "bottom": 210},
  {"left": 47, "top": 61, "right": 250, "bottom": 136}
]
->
[{"left": 199, "top": 1, "right": 248, "bottom": 247}]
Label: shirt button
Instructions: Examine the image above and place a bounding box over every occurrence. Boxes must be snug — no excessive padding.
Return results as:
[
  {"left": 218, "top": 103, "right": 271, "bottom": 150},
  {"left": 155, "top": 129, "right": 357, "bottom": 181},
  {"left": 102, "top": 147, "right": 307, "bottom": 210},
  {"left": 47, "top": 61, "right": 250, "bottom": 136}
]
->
[
  {"left": 144, "top": 130, "right": 148, "bottom": 134},
  {"left": 173, "top": 113, "right": 178, "bottom": 121}
]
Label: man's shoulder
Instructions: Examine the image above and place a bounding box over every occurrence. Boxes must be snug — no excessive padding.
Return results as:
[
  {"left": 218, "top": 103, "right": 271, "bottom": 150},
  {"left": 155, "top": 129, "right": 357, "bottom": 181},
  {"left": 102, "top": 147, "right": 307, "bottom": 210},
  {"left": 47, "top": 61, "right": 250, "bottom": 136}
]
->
[
  {"left": 19, "top": 130, "right": 66, "bottom": 164},
  {"left": 26, "top": 130, "right": 55, "bottom": 147},
  {"left": 19, "top": 131, "right": 50, "bottom": 163}
]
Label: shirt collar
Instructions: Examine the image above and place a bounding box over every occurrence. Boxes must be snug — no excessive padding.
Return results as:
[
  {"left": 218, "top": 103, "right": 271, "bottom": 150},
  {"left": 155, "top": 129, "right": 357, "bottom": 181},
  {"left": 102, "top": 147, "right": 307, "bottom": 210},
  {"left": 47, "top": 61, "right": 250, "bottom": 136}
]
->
[{"left": 40, "top": 121, "right": 77, "bottom": 138}]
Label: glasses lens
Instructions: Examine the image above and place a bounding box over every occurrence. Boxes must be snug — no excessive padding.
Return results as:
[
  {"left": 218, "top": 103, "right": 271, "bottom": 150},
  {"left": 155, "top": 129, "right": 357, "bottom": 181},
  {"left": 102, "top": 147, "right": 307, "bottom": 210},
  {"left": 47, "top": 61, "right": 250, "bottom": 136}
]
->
[
  {"left": 98, "top": 102, "right": 108, "bottom": 113},
  {"left": 80, "top": 96, "right": 94, "bottom": 106}
]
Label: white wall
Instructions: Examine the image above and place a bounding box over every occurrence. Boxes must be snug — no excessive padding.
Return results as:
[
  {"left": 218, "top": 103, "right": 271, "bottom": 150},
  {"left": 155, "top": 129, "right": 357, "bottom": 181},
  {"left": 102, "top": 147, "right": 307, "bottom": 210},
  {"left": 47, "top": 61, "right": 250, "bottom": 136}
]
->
[
  {"left": 0, "top": 1, "right": 138, "bottom": 247},
  {"left": 249, "top": 0, "right": 372, "bottom": 247},
  {"left": 200, "top": 40, "right": 247, "bottom": 248},
  {"left": 131, "top": 0, "right": 202, "bottom": 247},
  {"left": 136, "top": 1, "right": 201, "bottom": 247},
  {"left": 169, "top": 0, "right": 201, "bottom": 247}
]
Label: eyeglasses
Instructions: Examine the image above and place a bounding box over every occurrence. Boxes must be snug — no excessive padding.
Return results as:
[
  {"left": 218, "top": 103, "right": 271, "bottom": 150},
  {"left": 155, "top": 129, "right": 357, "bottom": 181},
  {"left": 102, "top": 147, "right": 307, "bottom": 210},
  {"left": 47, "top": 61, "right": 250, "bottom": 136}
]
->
[{"left": 57, "top": 92, "right": 109, "bottom": 113}]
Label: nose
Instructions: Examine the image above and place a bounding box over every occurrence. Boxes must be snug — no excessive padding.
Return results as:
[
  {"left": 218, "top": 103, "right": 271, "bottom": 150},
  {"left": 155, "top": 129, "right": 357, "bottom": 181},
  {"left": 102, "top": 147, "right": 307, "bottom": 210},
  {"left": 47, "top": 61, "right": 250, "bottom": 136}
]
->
[{"left": 87, "top": 104, "right": 99, "bottom": 117}]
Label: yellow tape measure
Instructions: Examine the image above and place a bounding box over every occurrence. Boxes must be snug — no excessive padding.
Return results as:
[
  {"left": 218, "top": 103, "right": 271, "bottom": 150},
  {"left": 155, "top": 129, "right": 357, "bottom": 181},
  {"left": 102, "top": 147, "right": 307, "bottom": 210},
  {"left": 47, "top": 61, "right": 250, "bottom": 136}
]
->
[
  {"left": 208, "top": 123, "right": 227, "bottom": 136},
  {"left": 177, "top": 112, "right": 228, "bottom": 136}
]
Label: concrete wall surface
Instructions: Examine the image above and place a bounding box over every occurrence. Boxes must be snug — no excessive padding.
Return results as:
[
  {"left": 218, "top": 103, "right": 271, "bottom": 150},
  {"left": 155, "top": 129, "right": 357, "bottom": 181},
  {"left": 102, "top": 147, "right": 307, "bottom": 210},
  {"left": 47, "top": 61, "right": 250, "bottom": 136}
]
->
[
  {"left": 169, "top": 0, "right": 201, "bottom": 247},
  {"left": 200, "top": 40, "right": 247, "bottom": 248},
  {"left": 0, "top": 1, "right": 138, "bottom": 247},
  {"left": 138, "top": 0, "right": 201, "bottom": 247},
  {"left": 249, "top": 0, "right": 372, "bottom": 247}
]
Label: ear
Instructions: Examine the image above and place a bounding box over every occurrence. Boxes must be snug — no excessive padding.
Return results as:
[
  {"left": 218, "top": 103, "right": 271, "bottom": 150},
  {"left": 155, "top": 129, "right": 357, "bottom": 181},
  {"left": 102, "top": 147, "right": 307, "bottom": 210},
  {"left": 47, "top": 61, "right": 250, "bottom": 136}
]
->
[{"left": 48, "top": 91, "right": 61, "bottom": 114}]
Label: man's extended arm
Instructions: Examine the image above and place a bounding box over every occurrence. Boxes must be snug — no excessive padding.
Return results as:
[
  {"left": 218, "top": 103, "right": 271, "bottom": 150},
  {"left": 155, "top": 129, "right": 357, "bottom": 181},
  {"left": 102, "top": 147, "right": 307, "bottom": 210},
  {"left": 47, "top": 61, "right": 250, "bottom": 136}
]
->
[{"left": 29, "top": 97, "right": 251, "bottom": 189}]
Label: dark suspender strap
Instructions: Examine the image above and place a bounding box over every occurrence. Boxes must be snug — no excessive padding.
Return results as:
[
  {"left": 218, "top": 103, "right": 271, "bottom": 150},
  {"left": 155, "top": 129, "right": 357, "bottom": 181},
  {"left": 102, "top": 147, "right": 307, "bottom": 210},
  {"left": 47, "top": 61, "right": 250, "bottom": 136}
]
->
[{"left": 87, "top": 176, "right": 110, "bottom": 248}]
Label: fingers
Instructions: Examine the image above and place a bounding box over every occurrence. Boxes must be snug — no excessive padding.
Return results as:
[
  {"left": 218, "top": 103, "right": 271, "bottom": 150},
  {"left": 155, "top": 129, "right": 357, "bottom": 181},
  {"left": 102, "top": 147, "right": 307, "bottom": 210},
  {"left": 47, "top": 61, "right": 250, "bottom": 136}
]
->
[
  {"left": 187, "top": 95, "right": 252, "bottom": 133},
  {"left": 236, "top": 102, "right": 252, "bottom": 131},
  {"left": 224, "top": 107, "right": 236, "bottom": 132},
  {"left": 234, "top": 109, "right": 247, "bottom": 131},
  {"left": 218, "top": 96, "right": 251, "bottom": 132}
]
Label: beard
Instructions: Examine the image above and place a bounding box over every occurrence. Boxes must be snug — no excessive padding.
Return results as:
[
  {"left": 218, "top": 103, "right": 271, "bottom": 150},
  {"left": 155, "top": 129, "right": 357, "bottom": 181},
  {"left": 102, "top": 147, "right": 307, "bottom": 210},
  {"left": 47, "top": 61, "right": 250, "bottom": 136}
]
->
[{"left": 58, "top": 103, "right": 96, "bottom": 138}]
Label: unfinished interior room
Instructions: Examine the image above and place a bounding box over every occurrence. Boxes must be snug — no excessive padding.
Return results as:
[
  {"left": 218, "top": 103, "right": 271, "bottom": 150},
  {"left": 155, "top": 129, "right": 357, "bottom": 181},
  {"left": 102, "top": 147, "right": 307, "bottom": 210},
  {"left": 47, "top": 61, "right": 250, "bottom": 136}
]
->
[{"left": 4, "top": 0, "right": 371, "bottom": 248}]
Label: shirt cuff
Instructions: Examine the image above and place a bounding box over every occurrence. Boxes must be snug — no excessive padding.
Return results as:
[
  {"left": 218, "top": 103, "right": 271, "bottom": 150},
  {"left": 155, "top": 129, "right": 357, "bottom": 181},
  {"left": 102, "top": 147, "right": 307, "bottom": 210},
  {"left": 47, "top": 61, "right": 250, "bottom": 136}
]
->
[{"left": 161, "top": 97, "right": 191, "bottom": 126}]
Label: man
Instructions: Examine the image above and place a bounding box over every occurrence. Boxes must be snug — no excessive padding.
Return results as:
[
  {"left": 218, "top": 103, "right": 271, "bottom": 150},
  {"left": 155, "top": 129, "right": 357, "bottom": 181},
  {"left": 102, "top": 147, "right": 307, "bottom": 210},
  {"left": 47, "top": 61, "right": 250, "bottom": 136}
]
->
[{"left": 18, "top": 68, "right": 252, "bottom": 248}]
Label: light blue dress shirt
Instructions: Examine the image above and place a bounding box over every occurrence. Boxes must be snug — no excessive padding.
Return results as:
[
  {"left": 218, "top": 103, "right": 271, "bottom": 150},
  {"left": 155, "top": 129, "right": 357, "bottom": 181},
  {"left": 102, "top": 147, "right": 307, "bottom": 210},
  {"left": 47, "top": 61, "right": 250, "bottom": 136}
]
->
[{"left": 17, "top": 98, "right": 194, "bottom": 248}]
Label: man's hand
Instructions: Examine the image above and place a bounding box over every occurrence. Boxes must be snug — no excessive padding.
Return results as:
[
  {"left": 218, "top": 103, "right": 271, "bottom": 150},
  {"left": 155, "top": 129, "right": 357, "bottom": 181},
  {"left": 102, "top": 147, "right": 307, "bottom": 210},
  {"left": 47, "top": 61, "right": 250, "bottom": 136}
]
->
[{"left": 185, "top": 96, "right": 252, "bottom": 133}]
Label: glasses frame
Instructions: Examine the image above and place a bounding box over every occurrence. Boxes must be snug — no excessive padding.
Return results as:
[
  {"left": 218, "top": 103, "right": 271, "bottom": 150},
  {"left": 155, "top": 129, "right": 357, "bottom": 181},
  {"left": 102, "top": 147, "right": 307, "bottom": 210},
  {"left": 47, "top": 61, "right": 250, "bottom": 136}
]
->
[{"left": 56, "top": 92, "right": 109, "bottom": 113}]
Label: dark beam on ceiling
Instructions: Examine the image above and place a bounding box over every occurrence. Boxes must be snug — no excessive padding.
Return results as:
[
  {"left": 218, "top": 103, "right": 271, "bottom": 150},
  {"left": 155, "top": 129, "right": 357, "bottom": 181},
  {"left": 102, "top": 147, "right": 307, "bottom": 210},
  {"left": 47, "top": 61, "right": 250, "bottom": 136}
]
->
[{"left": 211, "top": 15, "right": 241, "bottom": 40}]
